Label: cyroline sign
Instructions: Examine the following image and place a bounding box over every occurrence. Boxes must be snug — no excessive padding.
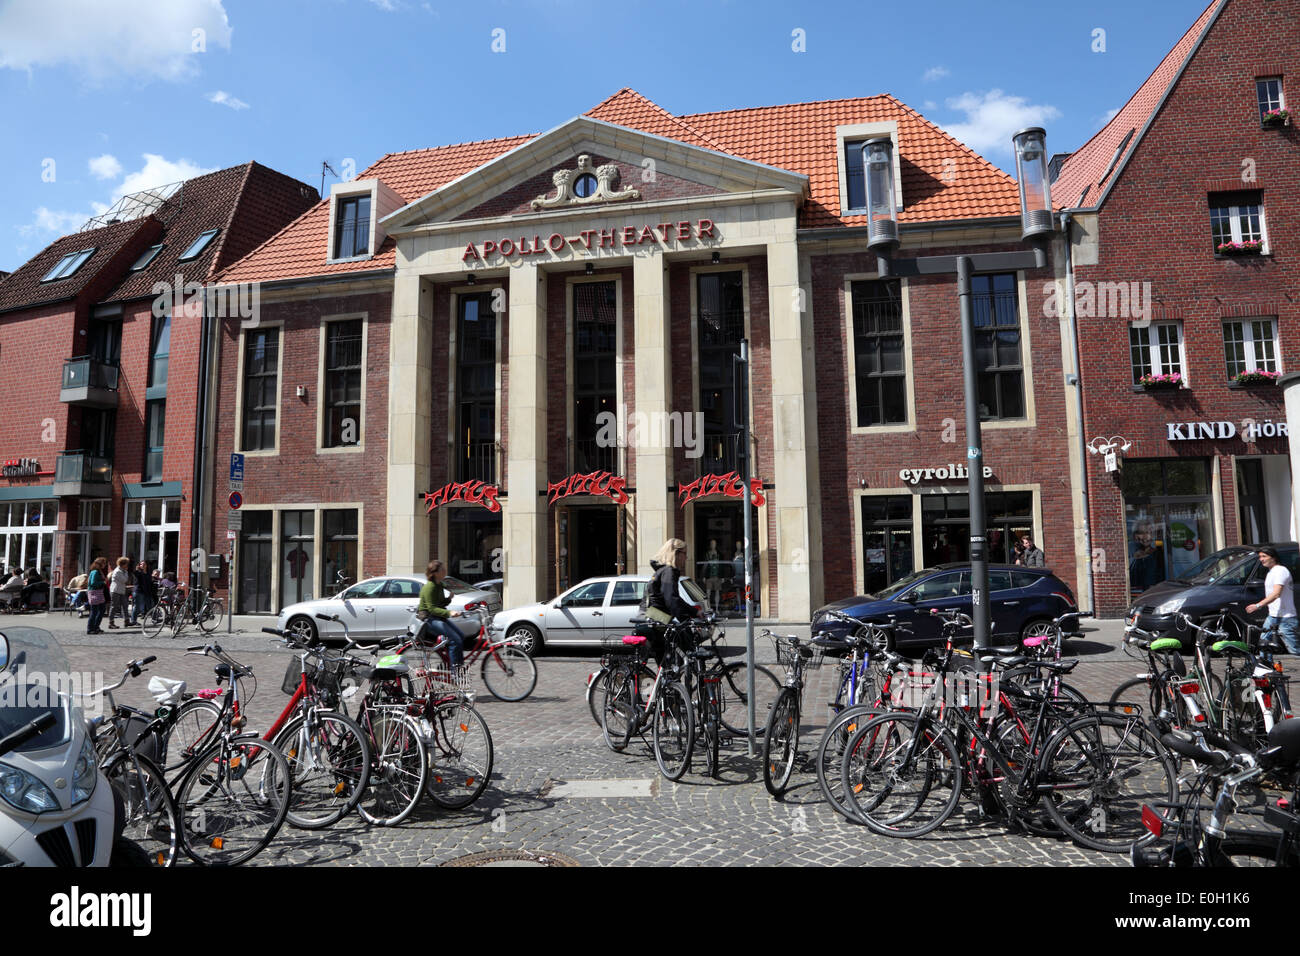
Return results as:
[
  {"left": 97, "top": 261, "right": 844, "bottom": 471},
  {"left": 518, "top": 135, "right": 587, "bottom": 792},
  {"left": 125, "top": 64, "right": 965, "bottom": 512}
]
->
[
  {"left": 677, "top": 472, "right": 766, "bottom": 507},
  {"left": 898, "top": 464, "right": 993, "bottom": 485},
  {"left": 462, "top": 219, "right": 717, "bottom": 262},
  {"left": 423, "top": 480, "right": 502, "bottom": 514},
  {"left": 547, "top": 471, "right": 629, "bottom": 506}
]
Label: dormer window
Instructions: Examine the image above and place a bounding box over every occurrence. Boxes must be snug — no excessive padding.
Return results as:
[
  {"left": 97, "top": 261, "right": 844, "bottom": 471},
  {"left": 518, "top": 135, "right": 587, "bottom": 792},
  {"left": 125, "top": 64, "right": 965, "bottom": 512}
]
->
[
  {"left": 41, "top": 247, "right": 96, "bottom": 283},
  {"left": 334, "top": 195, "right": 371, "bottom": 259},
  {"left": 835, "top": 122, "right": 902, "bottom": 218},
  {"left": 178, "top": 229, "right": 219, "bottom": 262}
]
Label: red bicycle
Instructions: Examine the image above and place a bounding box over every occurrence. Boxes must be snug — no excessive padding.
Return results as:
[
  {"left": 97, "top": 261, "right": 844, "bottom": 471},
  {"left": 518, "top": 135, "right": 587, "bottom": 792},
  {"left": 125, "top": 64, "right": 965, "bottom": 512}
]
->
[{"left": 400, "top": 602, "right": 537, "bottom": 701}]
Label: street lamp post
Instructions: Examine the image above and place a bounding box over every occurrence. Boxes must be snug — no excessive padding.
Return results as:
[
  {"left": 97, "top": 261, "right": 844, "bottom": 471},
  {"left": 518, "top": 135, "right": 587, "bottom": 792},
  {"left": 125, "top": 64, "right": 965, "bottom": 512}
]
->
[{"left": 863, "top": 129, "right": 1053, "bottom": 656}]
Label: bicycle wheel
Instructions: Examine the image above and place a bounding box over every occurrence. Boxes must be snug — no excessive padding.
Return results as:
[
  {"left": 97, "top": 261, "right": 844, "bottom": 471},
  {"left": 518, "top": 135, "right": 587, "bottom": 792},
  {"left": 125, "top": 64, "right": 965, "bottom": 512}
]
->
[
  {"left": 425, "top": 701, "right": 493, "bottom": 809},
  {"left": 103, "top": 753, "right": 179, "bottom": 867},
  {"left": 273, "top": 711, "right": 371, "bottom": 830},
  {"left": 815, "top": 704, "right": 884, "bottom": 822},
  {"left": 480, "top": 645, "right": 538, "bottom": 701},
  {"left": 170, "top": 604, "right": 193, "bottom": 639},
  {"left": 600, "top": 666, "right": 637, "bottom": 753},
  {"left": 197, "top": 598, "right": 224, "bottom": 634},
  {"left": 357, "top": 710, "right": 428, "bottom": 827},
  {"left": 652, "top": 682, "right": 694, "bottom": 782},
  {"left": 175, "top": 735, "right": 291, "bottom": 866},
  {"left": 762, "top": 689, "right": 800, "bottom": 797},
  {"left": 987, "top": 716, "right": 1062, "bottom": 838},
  {"left": 142, "top": 604, "right": 169, "bottom": 639},
  {"left": 718, "top": 662, "right": 782, "bottom": 738},
  {"left": 840, "top": 712, "right": 962, "bottom": 838},
  {"left": 702, "top": 681, "right": 721, "bottom": 779},
  {"left": 159, "top": 697, "right": 225, "bottom": 777},
  {"left": 1216, "top": 836, "right": 1300, "bottom": 867},
  {"left": 1039, "top": 711, "right": 1177, "bottom": 853},
  {"left": 587, "top": 667, "right": 609, "bottom": 727}
]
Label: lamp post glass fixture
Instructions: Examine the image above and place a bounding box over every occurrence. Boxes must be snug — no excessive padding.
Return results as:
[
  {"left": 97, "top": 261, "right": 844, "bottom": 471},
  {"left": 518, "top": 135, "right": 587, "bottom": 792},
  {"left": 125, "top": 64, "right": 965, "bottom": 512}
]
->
[{"left": 863, "top": 130, "right": 1052, "bottom": 654}]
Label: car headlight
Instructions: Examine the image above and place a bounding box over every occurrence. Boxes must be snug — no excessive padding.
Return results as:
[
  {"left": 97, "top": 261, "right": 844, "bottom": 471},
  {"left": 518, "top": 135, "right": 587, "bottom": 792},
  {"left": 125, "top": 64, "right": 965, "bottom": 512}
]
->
[
  {"left": 0, "top": 763, "right": 60, "bottom": 813},
  {"left": 1156, "top": 596, "right": 1187, "bottom": 615},
  {"left": 71, "top": 736, "right": 97, "bottom": 806}
]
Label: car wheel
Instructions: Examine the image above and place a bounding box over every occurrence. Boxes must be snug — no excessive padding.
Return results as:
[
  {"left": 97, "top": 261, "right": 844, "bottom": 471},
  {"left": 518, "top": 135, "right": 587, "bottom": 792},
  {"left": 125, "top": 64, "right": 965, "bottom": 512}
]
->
[
  {"left": 286, "top": 615, "right": 318, "bottom": 645},
  {"left": 1019, "top": 618, "right": 1054, "bottom": 642},
  {"left": 508, "top": 623, "right": 543, "bottom": 658}
]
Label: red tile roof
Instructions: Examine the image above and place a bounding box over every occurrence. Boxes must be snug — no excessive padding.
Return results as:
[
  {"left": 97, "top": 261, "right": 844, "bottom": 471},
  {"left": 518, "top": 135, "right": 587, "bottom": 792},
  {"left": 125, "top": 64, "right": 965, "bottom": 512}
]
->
[
  {"left": 1054, "top": 0, "right": 1221, "bottom": 210},
  {"left": 218, "top": 88, "right": 1024, "bottom": 285},
  {"left": 0, "top": 217, "right": 157, "bottom": 315}
]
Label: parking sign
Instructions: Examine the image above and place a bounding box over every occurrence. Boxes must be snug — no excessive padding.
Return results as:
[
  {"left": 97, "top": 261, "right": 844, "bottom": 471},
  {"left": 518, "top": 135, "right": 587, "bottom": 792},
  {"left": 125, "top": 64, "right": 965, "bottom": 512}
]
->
[{"left": 230, "top": 453, "right": 245, "bottom": 483}]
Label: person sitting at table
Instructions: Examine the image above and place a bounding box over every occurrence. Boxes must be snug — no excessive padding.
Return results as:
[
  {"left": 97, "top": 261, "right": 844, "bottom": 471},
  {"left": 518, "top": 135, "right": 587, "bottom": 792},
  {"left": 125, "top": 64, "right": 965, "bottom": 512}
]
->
[
  {"left": 0, "top": 567, "right": 23, "bottom": 609},
  {"left": 21, "top": 569, "right": 47, "bottom": 608},
  {"left": 67, "top": 569, "right": 90, "bottom": 615}
]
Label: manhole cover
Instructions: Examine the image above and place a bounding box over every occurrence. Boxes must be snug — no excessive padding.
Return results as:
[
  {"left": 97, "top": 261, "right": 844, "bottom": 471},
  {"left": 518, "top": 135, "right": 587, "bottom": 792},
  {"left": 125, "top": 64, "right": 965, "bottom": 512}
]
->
[{"left": 439, "top": 850, "right": 581, "bottom": 868}]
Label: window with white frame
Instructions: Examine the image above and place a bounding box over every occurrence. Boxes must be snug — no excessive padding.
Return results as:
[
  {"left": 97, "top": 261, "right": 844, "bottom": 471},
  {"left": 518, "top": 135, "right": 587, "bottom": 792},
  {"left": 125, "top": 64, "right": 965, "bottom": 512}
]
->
[
  {"left": 1209, "top": 192, "right": 1266, "bottom": 254},
  {"left": 1256, "top": 77, "right": 1285, "bottom": 122},
  {"left": 1223, "top": 318, "right": 1279, "bottom": 379},
  {"left": 843, "top": 141, "right": 868, "bottom": 211},
  {"left": 1130, "top": 322, "right": 1185, "bottom": 385},
  {"left": 333, "top": 195, "right": 371, "bottom": 259}
]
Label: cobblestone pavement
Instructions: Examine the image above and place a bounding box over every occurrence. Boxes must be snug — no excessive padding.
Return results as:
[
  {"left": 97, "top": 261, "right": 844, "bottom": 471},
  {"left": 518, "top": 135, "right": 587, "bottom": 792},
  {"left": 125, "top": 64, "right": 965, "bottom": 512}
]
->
[{"left": 15, "top": 613, "right": 1298, "bottom": 867}]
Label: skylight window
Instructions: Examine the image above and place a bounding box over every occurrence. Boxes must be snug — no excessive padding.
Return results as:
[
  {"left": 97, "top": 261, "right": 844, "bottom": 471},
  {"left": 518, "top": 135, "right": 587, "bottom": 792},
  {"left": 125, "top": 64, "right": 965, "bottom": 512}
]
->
[
  {"left": 131, "top": 244, "right": 165, "bottom": 271},
  {"left": 40, "top": 247, "right": 97, "bottom": 283},
  {"left": 1098, "top": 128, "right": 1136, "bottom": 187},
  {"left": 177, "top": 229, "right": 219, "bottom": 262}
]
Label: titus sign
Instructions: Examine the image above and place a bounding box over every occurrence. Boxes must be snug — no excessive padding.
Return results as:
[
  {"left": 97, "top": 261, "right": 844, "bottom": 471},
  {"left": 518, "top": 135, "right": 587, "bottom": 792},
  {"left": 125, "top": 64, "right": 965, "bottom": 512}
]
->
[
  {"left": 423, "top": 480, "right": 501, "bottom": 514},
  {"left": 677, "top": 472, "right": 766, "bottom": 507},
  {"left": 462, "top": 219, "right": 717, "bottom": 262}
]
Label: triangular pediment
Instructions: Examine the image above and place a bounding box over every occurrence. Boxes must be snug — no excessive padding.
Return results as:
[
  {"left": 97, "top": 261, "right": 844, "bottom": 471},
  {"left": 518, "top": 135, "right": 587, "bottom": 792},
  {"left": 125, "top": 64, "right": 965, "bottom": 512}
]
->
[{"left": 380, "top": 115, "right": 808, "bottom": 233}]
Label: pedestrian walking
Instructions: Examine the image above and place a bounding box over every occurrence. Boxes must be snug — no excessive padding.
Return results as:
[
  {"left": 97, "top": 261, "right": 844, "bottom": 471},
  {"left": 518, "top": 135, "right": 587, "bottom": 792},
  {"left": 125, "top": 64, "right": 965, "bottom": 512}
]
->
[
  {"left": 131, "top": 559, "right": 156, "bottom": 628},
  {"left": 86, "top": 557, "right": 109, "bottom": 635},
  {"left": 107, "top": 556, "right": 131, "bottom": 629},
  {"left": 1019, "top": 535, "right": 1046, "bottom": 568},
  {"left": 1247, "top": 546, "right": 1299, "bottom": 654}
]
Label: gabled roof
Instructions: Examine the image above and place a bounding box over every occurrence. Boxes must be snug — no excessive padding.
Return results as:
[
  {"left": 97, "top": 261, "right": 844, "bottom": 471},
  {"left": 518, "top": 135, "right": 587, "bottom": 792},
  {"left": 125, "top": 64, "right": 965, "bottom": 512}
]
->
[
  {"left": 0, "top": 217, "right": 158, "bottom": 315},
  {"left": 1054, "top": 0, "right": 1223, "bottom": 210},
  {"left": 217, "top": 88, "right": 1023, "bottom": 286}
]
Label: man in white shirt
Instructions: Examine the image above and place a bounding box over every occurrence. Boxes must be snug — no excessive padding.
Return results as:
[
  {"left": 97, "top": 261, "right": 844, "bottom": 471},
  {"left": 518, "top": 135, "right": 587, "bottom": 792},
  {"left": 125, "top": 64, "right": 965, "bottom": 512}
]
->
[{"left": 1246, "top": 547, "right": 1298, "bottom": 654}]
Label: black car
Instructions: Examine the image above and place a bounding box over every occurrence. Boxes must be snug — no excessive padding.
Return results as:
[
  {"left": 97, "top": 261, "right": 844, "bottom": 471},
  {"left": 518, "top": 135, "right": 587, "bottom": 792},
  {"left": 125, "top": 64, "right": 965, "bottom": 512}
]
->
[
  {"left": 812, "top": 563, "right": 1078, "bottom": 649},
  {"left": 1127, "top": 542, "right": 1300, "bottom": 647}
]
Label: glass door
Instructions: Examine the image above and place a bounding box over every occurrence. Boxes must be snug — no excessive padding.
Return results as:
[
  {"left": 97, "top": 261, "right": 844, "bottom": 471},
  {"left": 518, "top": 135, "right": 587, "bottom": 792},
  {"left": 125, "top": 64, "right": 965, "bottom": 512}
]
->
[
  {"left": 238, "top": 511, "right": 273, "bottom": 613},
  {"left": 1237, "top": 459, "right": 1268, "bottom": 545}
]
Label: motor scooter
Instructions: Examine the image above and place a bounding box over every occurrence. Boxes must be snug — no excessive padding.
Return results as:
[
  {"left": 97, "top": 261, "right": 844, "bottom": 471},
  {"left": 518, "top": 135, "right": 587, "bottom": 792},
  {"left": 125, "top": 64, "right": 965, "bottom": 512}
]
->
[{"left": 0, "top": 627, "right": 119, "bottom": 866}]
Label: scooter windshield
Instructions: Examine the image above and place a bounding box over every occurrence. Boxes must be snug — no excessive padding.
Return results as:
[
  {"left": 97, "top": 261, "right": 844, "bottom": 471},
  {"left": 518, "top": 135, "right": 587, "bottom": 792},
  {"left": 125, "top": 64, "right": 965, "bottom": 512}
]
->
[{"left": 0, "top": 627, "right": 77, "bottom": 751}]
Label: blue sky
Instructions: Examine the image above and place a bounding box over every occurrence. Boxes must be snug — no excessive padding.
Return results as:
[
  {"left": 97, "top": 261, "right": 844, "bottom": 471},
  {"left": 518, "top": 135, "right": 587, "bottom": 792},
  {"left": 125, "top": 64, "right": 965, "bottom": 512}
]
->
[{"left": 0, "top": 0, "right": 1213, "bottom": 273}]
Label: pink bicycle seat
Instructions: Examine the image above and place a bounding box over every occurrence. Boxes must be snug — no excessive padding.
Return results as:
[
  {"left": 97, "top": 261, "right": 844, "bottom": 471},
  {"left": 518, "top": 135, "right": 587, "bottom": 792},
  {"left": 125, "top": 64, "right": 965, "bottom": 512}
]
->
[
  {"left": 197, "top": 688, "right": 224, "bottom": 699},
  {"left": 1022, "top": 636, "right": 1048, "bottom": 648},
  {"left": 622, "top": 635, "right": 647, "bottom": 646}
]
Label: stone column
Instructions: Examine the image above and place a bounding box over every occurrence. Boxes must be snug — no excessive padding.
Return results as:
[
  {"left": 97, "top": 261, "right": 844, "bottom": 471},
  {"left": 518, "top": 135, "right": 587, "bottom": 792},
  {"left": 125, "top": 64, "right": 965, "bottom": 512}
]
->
[
  {"left": 386, "top": 272, "right": 432, "bottom": 576},
  {"left": 632, "top": 252, "right": 672, "bottom": 572},
  {"left": 767, "top": 217, "right": 815, "bottom": 621},
  {"left": 503, "top": 263, "right": 548, "bottom": 607}
]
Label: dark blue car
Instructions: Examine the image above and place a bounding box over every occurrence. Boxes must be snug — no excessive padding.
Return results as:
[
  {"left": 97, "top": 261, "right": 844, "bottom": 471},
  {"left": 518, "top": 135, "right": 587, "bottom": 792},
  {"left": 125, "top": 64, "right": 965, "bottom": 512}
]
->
[{"left": 812, "top": 563, "right": 1079, "bottom": 649}]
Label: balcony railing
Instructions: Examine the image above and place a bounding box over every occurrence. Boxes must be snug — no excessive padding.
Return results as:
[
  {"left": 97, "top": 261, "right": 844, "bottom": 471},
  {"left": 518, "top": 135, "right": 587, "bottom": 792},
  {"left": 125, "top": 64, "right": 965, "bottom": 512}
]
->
[
  {"left": 454, "top": 439, "right": 500, "bottom": 485},
  {"left": 53, "top": 451, "right": 112, "bottom": 496},
  {"left": 61, "top": 356, "right": 120, "bottom": 409},
  {"left": 570, "top": 438, "right": 618, "bottom": 475},
  {"left": 696, "top": 431, "right": 745, "bottom": 477}
]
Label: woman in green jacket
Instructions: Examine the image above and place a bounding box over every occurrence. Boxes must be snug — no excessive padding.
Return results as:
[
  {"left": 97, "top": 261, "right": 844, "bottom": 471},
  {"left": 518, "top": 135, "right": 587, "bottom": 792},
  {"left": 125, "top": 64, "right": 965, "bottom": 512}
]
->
[{"left": 418, "top": 559, "right": 465, "bottom": 667}]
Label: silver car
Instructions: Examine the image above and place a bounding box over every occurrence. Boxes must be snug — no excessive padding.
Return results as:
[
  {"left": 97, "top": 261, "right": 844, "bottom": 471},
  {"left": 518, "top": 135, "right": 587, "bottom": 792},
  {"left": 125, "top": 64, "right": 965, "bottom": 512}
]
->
[
  {"left": 277, "top": 574, "right": 502, "bottom": 645},
  {"left": 491, "top": 574, "right": 709, "bottom": 656}
]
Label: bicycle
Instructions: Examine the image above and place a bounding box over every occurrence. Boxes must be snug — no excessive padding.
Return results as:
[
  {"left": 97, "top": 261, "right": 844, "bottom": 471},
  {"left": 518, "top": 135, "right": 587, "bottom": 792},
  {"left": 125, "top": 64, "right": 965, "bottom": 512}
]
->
[
  {"left": 762, "top": 630, "right": 829, "bottom": 797},
  {"left": 600, "top": 622, "right": 695, "bottom": 781},
  {"left": 169, "top": 586, "right": 225, "bottom": 638},
  {"left": 421, "top": 602, "right": 538, "bottom": 702},
  {"left": 1210, "top": 622, "right": 1292, "bottom": 749},
  {"left": 1109, "top": 625, "right": 1212, "bottom": 739}
]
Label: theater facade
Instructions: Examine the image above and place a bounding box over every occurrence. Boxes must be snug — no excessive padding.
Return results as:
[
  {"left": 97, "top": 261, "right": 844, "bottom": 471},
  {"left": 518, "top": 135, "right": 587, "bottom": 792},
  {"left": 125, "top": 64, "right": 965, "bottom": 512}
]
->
[{"left": 211, "top": 89, "right": 1079, "bottom": 622}]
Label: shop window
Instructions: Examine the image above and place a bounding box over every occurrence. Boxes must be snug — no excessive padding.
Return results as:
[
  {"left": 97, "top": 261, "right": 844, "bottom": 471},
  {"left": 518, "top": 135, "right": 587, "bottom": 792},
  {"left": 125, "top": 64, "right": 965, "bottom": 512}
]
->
[
  {"left": 280, "top": 510, "right": 315, "bottom": 607},
  {"left": 323, "top": 319, "right": 363, "bottom": 447},
  {"left": 851, "top": 279, "right": 906, "bottom": 427},
  {"left": 242, "top": 328, "right": 279, "bottom": 451},
  {"left": 0, "top": 501, "right": 57, "bottom": 576},
  {"left": 1209, "top": 191, "right": 1266, "bottom": 254},
  {"left": 1123, "top": 459, "right": 1213, "bottom": 600},
  {"left": 238, "top": 510, "right": 273, "bottom": 614},
  {"left": 447, "top": 507, "right": 502, "bottom": 585},
  {"left": 1130, "top": 322, "right": 1184, "bottom": 385},
  {"left": 861, "top": 494, "right": 914, "bottom": 594},
  {"left": 1256, "top": 77, "right": 1285, "bottom": 123},
  {"left": 124, "top": 498, "right": 180, "bottom": 579},
  {"left": 456, "top": 293, "right": 497, "bottom": 483},
  {"left": 922, "top": 491, "right": 1033, "bottom": 567},
  {"left": 333, "top": 195, "right": 371, "bottom": 259},
  {"left": 572, "top": 281, "right": 617, "bottom": 473},
  {"left": 971, "top": 273, "right": 1024, "bottom": 420},
  {"left": 1223, "top": 318, "right": 1278, "bottom": 380},
  {"left": 321, "top": 509, "right": 358, "bottom": 595}
]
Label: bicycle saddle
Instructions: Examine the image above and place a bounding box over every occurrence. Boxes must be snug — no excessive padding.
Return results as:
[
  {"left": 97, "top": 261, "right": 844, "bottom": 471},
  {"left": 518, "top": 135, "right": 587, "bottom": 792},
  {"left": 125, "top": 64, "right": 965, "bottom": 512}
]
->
[
  {"left": 622, "top": 635, "right": 647, "bottom": 646},
  {"left": 1266, "top": 718, "right": 1300, "bottom": 769},
  {"left": 811, "top": 634, "right": 855, "bottom": 650},
  {"left": 984, "top": 654, "right": 1027, "bottom": 668},
  {"left": 1036, "top": 658, "right": 1079, "bottom": 674}
]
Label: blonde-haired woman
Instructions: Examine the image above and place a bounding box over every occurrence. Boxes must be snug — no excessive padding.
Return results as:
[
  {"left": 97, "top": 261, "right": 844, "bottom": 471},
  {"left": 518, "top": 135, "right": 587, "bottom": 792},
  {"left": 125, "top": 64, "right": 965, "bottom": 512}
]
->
[{"left": 645, "top": 538, "right": 700, "bottom": 662}]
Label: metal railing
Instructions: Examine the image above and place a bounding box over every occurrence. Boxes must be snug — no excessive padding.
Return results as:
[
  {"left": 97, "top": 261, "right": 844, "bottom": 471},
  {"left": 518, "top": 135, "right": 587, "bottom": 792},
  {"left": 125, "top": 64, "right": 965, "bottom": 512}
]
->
[
  {"left": 570, "top": 437, "right": 618, "bottom": 475},
  {"left": 696, "top": 430, "right": 744, "bottom": 477},
  {"left": 454, "top": 439, "right": 500, "bottom": 485},
  {"left": 61, "top": 357, "right": 119, "bottom": 392}
]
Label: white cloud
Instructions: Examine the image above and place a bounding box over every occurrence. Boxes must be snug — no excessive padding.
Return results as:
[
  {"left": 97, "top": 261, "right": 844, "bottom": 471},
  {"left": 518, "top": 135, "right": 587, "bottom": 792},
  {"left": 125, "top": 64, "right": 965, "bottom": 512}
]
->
[
  {"left": 1097, "top": 107, "right": 1122, "bottom": 127},
  {"left": 370, "top": 0, "right": 397, "bottom": 9},
  {"left": 206, "top": 90, "right": 249, "bottom": 110},
  {"left": 923, "top": 66, "right": 950, "bottom": 83},
  {"left": 0, "top": 0, "right": 232, "bottom": 82},
  {"left": 942, "top": 90, "right": 1062, "bottom": 155},
  {"left": 18, "top": 207, "right": 87, "bottom": 240},
  {"left": 113, "top": 154, "right": 216, "bottom": 200},
  {"left": 923, "top": 100, "right": 938, "bottom": 112},
  {"left": 88, "top": 154, "right": 123, "bottom": 180}
]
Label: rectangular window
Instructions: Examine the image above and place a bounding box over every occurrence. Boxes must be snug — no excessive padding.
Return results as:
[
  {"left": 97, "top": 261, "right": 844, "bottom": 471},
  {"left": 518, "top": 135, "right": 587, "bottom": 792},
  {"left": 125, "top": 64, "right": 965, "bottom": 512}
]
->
[
  {"left": 1223, "top": 318, "right": 1279, "bottom": 379},
  {"left": 321, "top": 510, "right": 358, "bottom": 597},
  {"left": 242, "top": 328, "right": 279, "bottom": 451},
  {"left": 860, "top": 494, "right": 914, "bottom": 594},
  {"left": 177, "top": 229, "right": 219, "bottom": 262},
  {"left": 1123, "top": 459, "right": 1214, "bottom": 599},
  {"left": 697, "top": 271, "right": 745, "bottom": 474},
  {"left": 41, "top": 247, "right": 96, "bottom": 283},
  {"left": 1129, "top": 322, "right": 1184, "bottom": 384},
  {"left": 143, "top": 400, "right": 165, "bottom": 482},
  {"left": 1209, "top": 191, "right": 1265, "bottom": 254},
  {"left": 333, "top": 196, "right": 371, "bottom": 259},
  {"left": 237, "top": 510, "right": 273, "bottom": 614},
  {"left": 572, "top": 282, "right": 617, "bottom": 473},
  {"left": 851, "top": 279, "right": 906, "bottom": 426},
  {"left": 280, "top": 510, "right": 315, "bottom": 607},
  {"left": 921, "top": 491, "right": 1033, "bottom": 567},
  {"left": 456, "top": 293, "right": 497, "bottom": 482},
  {"left": 131, "top": 244, "right": 164, "bottom": 271},
  {"left": 1257, "top": 77, "right": 1285, "bottom": 122},
  {"left": 323, "top": 319, "right": 362, "bottom": 447},
  {"left": 971, "top": 273, "right": 1024, "bottom": 420},
  {"left": 149, "top": 315, "right": 170, "bottom": 388},
  {"left": 844, "top": 141, "right": 866, "bottom": 211}
]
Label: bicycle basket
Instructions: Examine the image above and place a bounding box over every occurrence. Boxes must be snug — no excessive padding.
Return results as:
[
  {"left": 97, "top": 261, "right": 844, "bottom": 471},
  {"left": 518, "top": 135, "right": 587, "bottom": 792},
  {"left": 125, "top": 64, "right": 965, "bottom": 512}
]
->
[
  {"left": 770, "top": 635, "right": 824, "bottom": 672},
  {"left": 281, "top": 656, "right": 307, "bottom": 696}
]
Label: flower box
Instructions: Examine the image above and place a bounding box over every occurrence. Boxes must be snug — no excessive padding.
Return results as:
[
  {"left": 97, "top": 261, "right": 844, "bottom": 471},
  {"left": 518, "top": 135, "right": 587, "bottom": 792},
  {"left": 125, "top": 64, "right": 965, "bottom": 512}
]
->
[
  {"left": 1139, "top": 373, "right": 1183, "bottom": 391},
  {"left": 1217, "top": 240, "right": 1264, "bottom": 256},
  {"left": 1262, "top": 109, "right": 1292, "bottom": 127},
  {"left": 1234, "top": 370, "right": 1280, "bottom": 386}
]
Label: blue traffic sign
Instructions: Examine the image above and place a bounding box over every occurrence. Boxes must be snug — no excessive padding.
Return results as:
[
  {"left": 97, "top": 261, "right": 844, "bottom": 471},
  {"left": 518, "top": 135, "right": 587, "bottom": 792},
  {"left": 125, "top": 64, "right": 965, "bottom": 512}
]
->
[{"left": 230, "top": 453, "right": 245, "bottom": 482}]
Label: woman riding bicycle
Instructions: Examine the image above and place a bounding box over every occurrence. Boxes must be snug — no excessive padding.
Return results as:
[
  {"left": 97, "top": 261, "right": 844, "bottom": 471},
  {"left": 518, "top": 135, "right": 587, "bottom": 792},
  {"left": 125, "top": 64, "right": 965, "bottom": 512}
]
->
[
  {"left": 417, "top": 559, "right": 466, "bottom": 668},
  {"left": 643, "top": 538, "right": 701, "bottom": 665}
]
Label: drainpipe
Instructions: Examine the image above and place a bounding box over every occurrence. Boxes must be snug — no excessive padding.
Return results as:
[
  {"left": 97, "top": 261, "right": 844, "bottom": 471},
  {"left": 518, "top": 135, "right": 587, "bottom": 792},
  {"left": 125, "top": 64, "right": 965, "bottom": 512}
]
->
[
  {"left": 190, "top": 304, "right": 213, "bottom": 593},
  {"left": 1062, "top": 211, "right": 1094, "bottom": 614}
]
